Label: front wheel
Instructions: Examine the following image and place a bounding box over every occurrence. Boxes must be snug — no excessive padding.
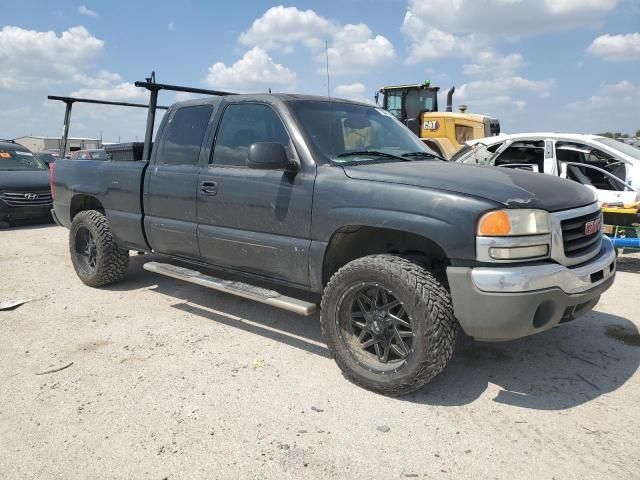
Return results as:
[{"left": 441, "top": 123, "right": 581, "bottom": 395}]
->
[
  {"left": 320, "top": 255, "right": 457, "bottom": 396},
  {"left": 69, "top": 210, "right": 129, "bottom": 287}
]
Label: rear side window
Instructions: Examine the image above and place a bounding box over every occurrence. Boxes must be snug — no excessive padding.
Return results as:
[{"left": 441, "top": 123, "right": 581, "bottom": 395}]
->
[
  {"left": 211, "top": 103, "right": 290, "bottom": 167},
  {"left": 158, "top": 105, "right": 213, "bottom": 166}
]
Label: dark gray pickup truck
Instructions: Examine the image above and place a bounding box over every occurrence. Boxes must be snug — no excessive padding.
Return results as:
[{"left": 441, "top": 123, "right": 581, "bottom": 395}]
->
[{"left": 51, "top": 93, "right": 616, "bottom": 395}]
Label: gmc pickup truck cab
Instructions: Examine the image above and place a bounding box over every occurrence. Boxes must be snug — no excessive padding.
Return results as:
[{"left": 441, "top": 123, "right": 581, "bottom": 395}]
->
[{"left": 51, "top": 94, "right": 616, "bottom": 395}]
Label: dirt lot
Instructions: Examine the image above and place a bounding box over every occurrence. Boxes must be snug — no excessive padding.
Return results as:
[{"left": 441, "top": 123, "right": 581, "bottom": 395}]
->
[{"left": 1, "top": 224, "right": 639, "bottom": 479}]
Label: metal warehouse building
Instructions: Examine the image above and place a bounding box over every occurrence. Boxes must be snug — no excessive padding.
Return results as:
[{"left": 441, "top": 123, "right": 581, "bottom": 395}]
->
[{"left": 14, "top": 136, "right": 101, "bottom": 154}]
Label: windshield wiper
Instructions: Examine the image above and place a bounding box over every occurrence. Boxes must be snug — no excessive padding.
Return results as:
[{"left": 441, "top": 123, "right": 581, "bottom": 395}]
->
[
  {"left": 336, "top": 150, "right": 410, "bottom": 162},
  {"left": 401, "top": 151, "right": 446, "bottom": 161}
]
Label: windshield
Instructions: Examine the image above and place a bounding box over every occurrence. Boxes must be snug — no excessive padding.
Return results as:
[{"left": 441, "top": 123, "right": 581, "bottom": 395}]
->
[
  {"left": 596, "top": 137, "right": 640, "bottom": 161},
  {"left": 288, "top": 100, "right": 437, "bottom": 164},
  {"left": 0, "top": 147, "right": 46, "bottom": 171}
]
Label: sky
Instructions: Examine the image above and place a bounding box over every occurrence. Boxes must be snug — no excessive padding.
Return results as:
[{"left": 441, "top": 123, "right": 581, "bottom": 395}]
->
[{"left": 1, "top": 0, "right": 639, "bottom": 142}]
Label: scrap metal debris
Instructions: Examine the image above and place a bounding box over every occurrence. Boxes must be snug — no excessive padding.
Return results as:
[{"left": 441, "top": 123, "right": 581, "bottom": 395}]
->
[
  {"left": 0, "top": 298, "right": 31, "bottom": 311},
  {"left": 252, "top": 359, "right": 265, "bottom": 369},
  {"left": 35, "top": 362, "right": 74, "bottom": 376}
]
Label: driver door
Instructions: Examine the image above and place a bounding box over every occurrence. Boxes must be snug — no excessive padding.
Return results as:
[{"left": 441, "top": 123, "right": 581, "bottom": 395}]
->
[{"left": 196, "top": 102, "right": 315, "bottom": 287}]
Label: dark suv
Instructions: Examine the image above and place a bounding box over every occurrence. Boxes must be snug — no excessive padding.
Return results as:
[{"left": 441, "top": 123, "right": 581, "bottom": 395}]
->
[{"left": 0, "top": 141, "right": 53, "bottom": 225}]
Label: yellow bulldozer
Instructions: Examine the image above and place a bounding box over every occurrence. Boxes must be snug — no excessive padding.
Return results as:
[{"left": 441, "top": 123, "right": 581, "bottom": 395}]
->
[{"left": 376, "top": 81, "right": 501, "bottom": 159}]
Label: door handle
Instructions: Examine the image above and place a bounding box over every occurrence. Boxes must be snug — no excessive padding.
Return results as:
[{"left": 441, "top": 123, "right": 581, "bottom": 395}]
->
[{"left": 200, "top": 181, "right": 218, "bottom": 196}]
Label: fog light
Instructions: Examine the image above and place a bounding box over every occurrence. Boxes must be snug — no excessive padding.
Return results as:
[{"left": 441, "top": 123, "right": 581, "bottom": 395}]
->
[{"left": 489, "top": 244, "right": 549, "bottom": 260}]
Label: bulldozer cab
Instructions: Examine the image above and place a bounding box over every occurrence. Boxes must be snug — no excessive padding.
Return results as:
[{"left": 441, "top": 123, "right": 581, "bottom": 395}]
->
[
  {"left": 378, "top": 83, "right": 439, "bottom": 123},
  {"left": 377, "top": 82, "right": 500, "bottom": 159}
]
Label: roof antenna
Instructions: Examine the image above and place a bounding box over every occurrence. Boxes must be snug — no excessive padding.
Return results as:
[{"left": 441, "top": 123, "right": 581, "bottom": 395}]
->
[
  {"left": 326, "top": 39, "right": 334, "bottom": 160},
  {"left": 325, "top": 40, "right": 331, "bottom": 98}
]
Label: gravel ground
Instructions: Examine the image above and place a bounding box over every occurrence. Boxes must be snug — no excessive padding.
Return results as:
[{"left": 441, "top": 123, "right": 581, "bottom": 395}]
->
[{"left": 1, "top": 224, "right": 639, "bottom": 479}]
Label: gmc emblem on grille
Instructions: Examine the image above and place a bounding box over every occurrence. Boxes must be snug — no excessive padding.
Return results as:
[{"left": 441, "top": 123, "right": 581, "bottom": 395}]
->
[
  {"left": 24, "top": 193, "right": 39, "bottom": 200},
  {"left": 584, "top": 218, "right": 601, "bottom": 235}
]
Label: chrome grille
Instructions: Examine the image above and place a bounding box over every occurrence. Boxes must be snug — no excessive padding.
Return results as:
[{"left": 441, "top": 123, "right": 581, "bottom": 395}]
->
[
  {"left": 0, "top": 190, "right": 53, "bottom": 207},
  {"left": 550, "top": 203, "right": 602, "bottom": 267},
  {"left": 561, "top": 210, "right": 602, "bottom": 257}
]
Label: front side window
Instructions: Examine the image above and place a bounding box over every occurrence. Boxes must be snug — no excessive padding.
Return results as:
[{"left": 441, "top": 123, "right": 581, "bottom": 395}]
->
[
  {"left": 557, "top": 141, "right": 627, "bottom": 190},
  {"left": 0, "top": 147, "right": 46, "bottom": 171},
  {"left": 404, "top": 89, "right": 435, "bottom": 117},
  {"left": 494, "top": 141, "right": 545, "bottom": 172},
  {"left": 158, "top": 104, "right": 213, "bottom": 166},
  {"left": 212, "top": 103, "right": 290, "bottom": 167},
  {"left": 385, "top": 91, "right": 402, "bottom": 120},
  {"left": 289, "top": 100, "right": 436, "bottom": 165}
]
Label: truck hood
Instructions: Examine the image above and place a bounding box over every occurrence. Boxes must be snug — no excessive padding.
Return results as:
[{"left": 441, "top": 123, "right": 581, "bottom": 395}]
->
[
  {"left": 0, "top": 170, "right": 51, "bottom": 191},
  {"left": 342, "top": 161, "right": 596, "bottom": 212}
]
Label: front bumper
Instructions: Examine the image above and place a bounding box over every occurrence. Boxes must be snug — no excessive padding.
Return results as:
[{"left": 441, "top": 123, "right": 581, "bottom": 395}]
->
[
  {"left": 447, "top": 236, "right": 616, "bottom": 341},
  {"left": 0, "top": 202, "right": 53, "bottom": 223}
]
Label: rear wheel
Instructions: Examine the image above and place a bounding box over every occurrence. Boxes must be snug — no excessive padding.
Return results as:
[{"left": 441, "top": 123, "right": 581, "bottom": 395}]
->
[
  {"left": 69, "top": 210, "right": 129, "bottom": 287},
  {"left": 321, "top": 255, "right": 457, "bottom": 396}
]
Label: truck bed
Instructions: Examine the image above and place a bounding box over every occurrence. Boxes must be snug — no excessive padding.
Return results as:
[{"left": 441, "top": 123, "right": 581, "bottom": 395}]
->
[{"left": 52, "top": 159, "right": 149, "bottom": 251}]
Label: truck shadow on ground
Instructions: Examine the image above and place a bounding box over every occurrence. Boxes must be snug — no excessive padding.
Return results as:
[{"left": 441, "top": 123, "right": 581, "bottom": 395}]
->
[
  {"left": 615, "top": 254, "right": 640, "bottom": 273},
  {"left": 111, "top": 254, "right": 329, "bottom": 359},
  {"left": 0, "top": 219, "right": 56, "bottom": 230},
  {"left": 116, "top": 254, "right": 640, "bottom": 411},
  {"left": 411, "top": 313, "right": 640, "bottom": 410}
]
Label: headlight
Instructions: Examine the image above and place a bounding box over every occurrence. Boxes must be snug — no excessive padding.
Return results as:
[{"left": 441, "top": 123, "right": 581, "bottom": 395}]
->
[{"left": 478, "top": 209, "right": 550, "bottom": 236}]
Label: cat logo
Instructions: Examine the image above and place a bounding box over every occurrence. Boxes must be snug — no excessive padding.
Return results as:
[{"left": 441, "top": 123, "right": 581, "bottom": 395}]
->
[{"left": 423, "top": 120, "right": 439, "bottom": 131}]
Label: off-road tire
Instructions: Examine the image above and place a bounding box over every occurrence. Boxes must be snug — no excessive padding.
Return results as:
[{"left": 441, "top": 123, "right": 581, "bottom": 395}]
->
[
  {"left": 69, "top": 210, "right": 129, "bottom": 287},
  {"left": 320, "top": 254, "right": 457, "bottom": 396}
]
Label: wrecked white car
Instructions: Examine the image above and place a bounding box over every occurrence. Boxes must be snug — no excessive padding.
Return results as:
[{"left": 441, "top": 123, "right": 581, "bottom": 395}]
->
[{"left": 453, "top": 133, "right": 639, "bottom": 205}]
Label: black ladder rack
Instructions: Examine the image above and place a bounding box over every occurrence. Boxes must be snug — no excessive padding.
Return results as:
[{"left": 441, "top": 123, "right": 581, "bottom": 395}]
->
[{"left": 48, "top": 71, "right": 236, "bottom": 160}]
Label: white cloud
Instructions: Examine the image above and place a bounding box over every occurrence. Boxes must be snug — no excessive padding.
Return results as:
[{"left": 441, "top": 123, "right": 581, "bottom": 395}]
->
[
  {"left": 568, "top": 80, "right": 640, "bottom": 110},
  {"left": 334, "top": 83, "right": 373, "bottom": 103},
  {"left": 545, "top": 0, "right": 616, "bottom": 14},
  {"left": 239, "top": 5, "right": 332, "bottom": 50},
  {"left": 72, "top": 69, "right": 123, "bottom": 88},
  {"left": 70, "top": 82, "right": 147, "bottom": 102},
  {"left": 463, "top": 52, "right": 525, "bottom": 76},
  {"left": 168, "top": 22, "right": 176, "bottom": 32},
  {"left": 565, "top": 80, "right": 639, "bottom": 132},
  {"left": 0, "top": 25, "right": 157, "bottom": 141},
  {"left": 0, "top": 25, "right": 104, "bottom": 90},
  {"left": 321, "top": 24, "right": 395, "bottom": 75},
  {"left": 205, "top": 46, "right": 296, "bottom": 93},
  {"left": 78, "top": 5, "right": 98, "bottom": 17},
  {"left": 402, "top": 0, "right": 618, "bottom": 62},
  {"left": 586, "top": 33, "right": 640, "bottom": 60},
  {"left": 461, "top": 76, "right": 554, "bottom": 97},
  {"left": 513, "top": 100, "right": 527, "bottom": 111},
  {"left": 455, "top": 52, "right": 553, "bottom": 115},
  {"left": 239, "top": 6, "right": 394, "bottom": 75},
  {"left": 403, "top": 23, "right": 480, "bottom": 62},
  {"left": 403, "top": 0, "right": 618, "bottom": 38}
]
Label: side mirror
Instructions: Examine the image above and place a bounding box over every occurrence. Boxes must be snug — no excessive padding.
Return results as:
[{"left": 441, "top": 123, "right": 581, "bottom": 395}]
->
[
  {"left": 247, "top": 142, "right": 295, "bottom": 171},
  {"left": 374, "top": 92, "right": 380, "bottom": 105}
]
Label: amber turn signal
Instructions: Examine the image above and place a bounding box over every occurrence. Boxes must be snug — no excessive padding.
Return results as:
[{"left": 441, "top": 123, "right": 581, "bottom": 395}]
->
[{"left": 478, "top": 210, "right": 512, "bottom": 236}]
